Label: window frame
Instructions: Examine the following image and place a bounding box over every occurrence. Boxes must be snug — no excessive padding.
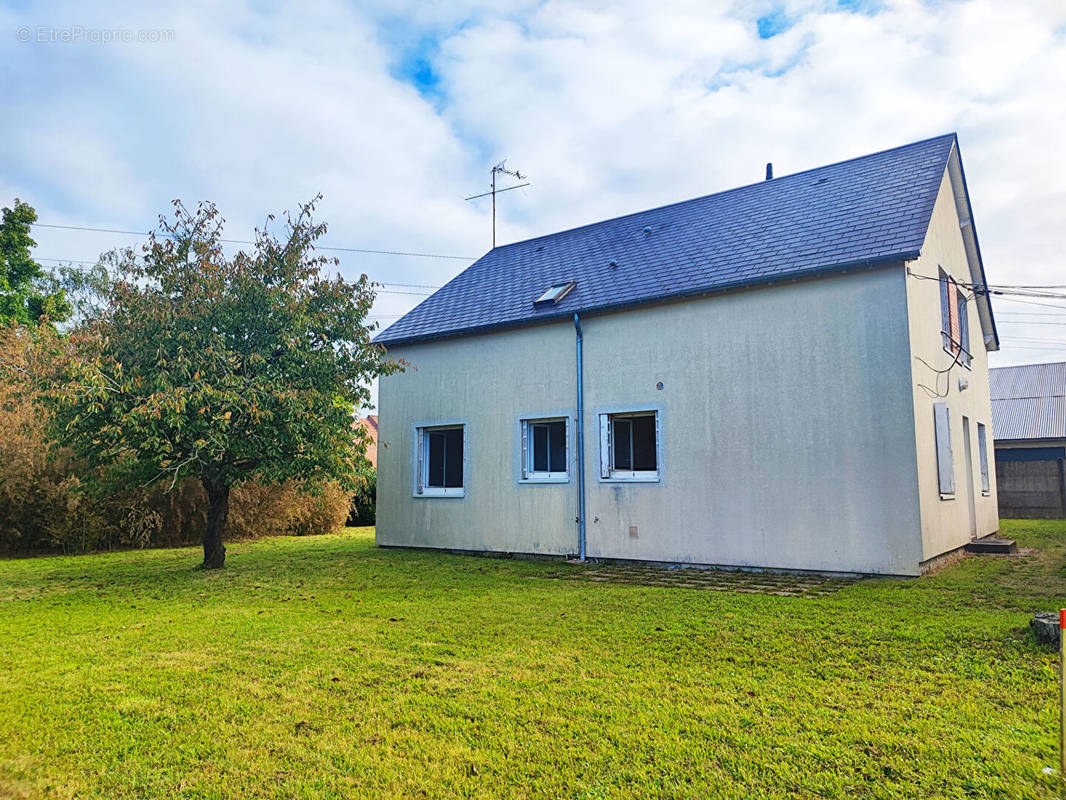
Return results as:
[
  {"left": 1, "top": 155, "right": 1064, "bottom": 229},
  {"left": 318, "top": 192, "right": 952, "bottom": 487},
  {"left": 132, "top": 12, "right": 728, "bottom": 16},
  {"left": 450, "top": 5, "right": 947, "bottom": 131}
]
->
[
  {"left": 518, "top": 416, "right": 571, "bottom": 484},
  {"left": 955, "top": 287, "right": 971, "bottom": 368},
  {"left": 413, "top": 421, "right": 467, "bottom": 498},
  {"left": 939, "top": 266, "right": 972, "bottom": 369},
  {"left": 977, "top": 422, "right": 990, "bottom": 496},
  {"left": 598, "top": 408, "right": 662, "bottom": 483}
]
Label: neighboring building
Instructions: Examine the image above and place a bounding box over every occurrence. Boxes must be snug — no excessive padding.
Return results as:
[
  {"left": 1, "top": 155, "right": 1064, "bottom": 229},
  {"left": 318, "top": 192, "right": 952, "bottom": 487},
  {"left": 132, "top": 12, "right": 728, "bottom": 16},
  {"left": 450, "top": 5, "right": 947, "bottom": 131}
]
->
[
  {"left": 375, "top": 133, "right": 1000, "bottom": 576},
  {"left": 990, "top": 362, "right": 1066, "bottom": 518},
  {"left": 355, "top": 414, "right": 379, "bottom": 468}
]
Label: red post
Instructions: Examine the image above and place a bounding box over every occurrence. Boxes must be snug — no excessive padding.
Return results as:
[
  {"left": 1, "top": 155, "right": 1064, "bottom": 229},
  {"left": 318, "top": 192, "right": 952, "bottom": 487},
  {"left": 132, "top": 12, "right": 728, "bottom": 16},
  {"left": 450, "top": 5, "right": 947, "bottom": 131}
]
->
[{"left": 1061, "top": 610, "right": 1065, "bottom": 777}]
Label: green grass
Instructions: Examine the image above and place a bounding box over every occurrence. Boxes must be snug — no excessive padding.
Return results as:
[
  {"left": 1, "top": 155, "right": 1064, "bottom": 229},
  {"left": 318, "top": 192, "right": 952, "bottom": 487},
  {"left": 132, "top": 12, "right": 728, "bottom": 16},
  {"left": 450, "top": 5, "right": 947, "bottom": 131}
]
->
[{"left": 1, "top": 521, "right": 1065, "bottom": 799}]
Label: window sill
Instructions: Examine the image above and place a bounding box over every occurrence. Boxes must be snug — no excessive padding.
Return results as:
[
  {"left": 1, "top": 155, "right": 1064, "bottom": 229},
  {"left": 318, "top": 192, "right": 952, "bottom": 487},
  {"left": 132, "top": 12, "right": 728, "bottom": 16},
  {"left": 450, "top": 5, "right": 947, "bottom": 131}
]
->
[
  {"left": 939, "top": 493, "right": 955, "bottom": 501},
  {"left": 601, "top": 472, "right": 660, "bottom": 484},
  {"left": 415, "top": 488, "right": 466, "bottom": 498},
  {"left": 940, "top": 336, "right": 972, "bottom": 370},
  {"left": 520, "top": 475, "right": 570, "bottom": 484},
  {"left": 982, "top": 491, "right": 991, "bottom": 497},
  {"left": 943, "top": 350, "right": 973, "bottom": 370}
]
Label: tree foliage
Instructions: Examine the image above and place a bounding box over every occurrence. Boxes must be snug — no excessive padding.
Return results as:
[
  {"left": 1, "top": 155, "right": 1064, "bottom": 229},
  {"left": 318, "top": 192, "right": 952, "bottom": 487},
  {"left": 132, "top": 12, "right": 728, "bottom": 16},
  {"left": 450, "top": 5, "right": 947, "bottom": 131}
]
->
[
  {"left": 0, "top": 324, "right": 354, "bottom": 554},
  {"left": 0, "top": 199, "right": 72, "bottom": 327},
  {"left": 45, "top": 198, "right": 396, "bottom": 567},
  {"left": 348, "top": 469, "right": 377, "bottom": 526}
]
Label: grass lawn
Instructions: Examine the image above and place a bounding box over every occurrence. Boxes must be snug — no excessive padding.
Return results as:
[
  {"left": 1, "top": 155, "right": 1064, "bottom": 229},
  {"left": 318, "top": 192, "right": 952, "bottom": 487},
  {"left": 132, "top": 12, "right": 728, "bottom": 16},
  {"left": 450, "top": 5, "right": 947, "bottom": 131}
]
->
[{"left": 1, "top": 521, "right": 1065, "bottom": 799}]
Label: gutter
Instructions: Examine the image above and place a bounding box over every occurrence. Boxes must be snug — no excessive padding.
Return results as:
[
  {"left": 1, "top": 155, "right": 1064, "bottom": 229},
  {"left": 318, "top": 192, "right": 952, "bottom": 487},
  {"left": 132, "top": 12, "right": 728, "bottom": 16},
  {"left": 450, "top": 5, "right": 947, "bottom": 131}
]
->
[
  {"left": 374, "top": 253, "right": 914, "bottom": 348},
  {"left": 574, "top": 312, "right": 587, "bottom": 562}
]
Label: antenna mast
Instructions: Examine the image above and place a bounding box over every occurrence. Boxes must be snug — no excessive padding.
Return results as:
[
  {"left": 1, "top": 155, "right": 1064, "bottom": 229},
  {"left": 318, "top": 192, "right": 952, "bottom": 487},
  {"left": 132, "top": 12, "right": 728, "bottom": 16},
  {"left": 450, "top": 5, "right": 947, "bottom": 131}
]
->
[{"left": 465, "top": 160, "right": 530, "bottom": 248}]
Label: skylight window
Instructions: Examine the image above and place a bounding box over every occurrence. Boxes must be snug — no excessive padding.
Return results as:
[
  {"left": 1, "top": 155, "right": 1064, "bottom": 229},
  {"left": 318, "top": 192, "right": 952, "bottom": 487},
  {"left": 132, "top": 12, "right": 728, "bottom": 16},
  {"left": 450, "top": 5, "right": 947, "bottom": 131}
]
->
[{"left": 533, "top": 280, "right": 576, "bottom": 307}]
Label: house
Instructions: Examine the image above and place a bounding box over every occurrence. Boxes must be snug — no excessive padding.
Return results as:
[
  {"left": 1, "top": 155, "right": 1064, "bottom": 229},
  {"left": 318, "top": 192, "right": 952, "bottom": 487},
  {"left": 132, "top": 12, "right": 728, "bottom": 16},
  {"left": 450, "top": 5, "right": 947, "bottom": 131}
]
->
[
  {"left": 374, "top": 133, "right": 1000, "bottom": 576},
  {"left": 355, "top": 414, "right": 379, "bottom": 468},
  {"left": 990, "top": 362, "right": 1066, "bottom": 518}
]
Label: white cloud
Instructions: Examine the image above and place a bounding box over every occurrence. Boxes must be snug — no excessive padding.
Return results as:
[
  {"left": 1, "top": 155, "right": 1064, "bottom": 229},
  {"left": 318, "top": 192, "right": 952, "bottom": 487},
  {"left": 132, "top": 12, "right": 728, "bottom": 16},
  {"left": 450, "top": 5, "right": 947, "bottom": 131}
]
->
[
  {"left": 432, "top": 0, "right": 1066, "bottom": 364},
  {"left": 1, "top": 0, "right": 1065, "bottom": 376}
]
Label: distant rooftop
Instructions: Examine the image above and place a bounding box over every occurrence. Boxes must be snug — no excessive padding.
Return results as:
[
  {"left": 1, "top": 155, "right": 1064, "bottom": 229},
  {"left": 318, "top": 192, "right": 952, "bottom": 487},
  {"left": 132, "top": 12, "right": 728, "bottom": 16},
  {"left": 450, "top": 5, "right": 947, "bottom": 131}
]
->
[
  {"left": 355, "top": 414, "right": 379, "bottom": 467},
  {"left": 990, "top": 362, "right": 1066, "bottom": 441},
  {"left": 376, "top": 133, "right": 960, "bottom": 346}
]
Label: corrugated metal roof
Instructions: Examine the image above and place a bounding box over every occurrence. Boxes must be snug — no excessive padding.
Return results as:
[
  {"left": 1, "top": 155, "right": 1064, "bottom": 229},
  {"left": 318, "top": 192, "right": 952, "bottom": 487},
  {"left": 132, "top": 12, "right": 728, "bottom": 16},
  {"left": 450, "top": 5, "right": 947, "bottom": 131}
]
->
[
  {"left": 375, "top": 133, "right": 958, "bottom": 346},
  {"left": 990, "top": 361, "right": 1066, "bottom": 401},
  {"left": 990, "top": 362, "right": 1066, "bottom": 441}
]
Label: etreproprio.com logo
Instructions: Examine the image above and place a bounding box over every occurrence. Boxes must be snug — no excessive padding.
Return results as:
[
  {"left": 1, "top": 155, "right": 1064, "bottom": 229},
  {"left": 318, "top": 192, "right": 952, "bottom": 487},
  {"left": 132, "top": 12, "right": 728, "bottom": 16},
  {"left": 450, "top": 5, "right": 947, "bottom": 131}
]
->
[{"left": 16, "top": 25, "right": 175, "bottom": 44}]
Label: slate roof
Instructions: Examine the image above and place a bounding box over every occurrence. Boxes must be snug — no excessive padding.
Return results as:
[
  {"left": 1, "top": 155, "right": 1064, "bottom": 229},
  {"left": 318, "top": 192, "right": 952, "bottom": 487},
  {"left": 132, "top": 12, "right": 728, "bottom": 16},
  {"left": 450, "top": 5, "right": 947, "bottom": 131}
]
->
[
  {"left": 990, "top": 362, "right": 1066, "bottom": 441},
  {"left": 376, "top": 133, "right": 959, "bottom": 346}
]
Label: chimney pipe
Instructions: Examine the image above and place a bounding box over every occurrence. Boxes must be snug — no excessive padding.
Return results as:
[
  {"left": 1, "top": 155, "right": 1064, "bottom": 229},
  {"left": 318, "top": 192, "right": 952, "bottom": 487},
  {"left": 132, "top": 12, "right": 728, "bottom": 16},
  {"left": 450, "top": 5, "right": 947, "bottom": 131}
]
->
[{"left": 765, "top": 162, "right": 773, "bottom": 181}]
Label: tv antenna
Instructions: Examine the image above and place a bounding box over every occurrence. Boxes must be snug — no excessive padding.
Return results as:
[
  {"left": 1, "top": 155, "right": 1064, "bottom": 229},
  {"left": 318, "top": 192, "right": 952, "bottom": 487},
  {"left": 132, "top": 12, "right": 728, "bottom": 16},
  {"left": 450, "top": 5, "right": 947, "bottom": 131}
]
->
[{"left": 465, "top": 160, "right": 530, "bottom": 248}]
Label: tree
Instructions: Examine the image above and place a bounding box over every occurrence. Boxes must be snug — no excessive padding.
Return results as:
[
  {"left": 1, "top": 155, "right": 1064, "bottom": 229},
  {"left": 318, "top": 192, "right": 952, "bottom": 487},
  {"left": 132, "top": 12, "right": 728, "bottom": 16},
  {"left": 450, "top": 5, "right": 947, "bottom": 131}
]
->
[
  {"left": 46, "top": 198, "right": 397, "bottom": 568},
  {"left": 0, "top": 199, "right": 72, "bottom": 326}
]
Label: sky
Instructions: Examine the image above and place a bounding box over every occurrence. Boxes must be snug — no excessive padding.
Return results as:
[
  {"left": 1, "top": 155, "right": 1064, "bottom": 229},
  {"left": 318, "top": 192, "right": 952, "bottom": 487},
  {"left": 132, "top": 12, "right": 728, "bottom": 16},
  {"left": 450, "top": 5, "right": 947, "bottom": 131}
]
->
[{"left": 3, "top": 0, "right": 1066, "bottom": 408}]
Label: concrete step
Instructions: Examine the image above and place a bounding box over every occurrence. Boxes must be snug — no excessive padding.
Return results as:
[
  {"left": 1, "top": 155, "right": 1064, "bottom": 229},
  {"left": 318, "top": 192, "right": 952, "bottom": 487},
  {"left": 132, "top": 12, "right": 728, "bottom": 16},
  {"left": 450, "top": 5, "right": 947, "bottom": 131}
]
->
[{"left": 965, "top": 537, "right": 1018, "bottom": 555}]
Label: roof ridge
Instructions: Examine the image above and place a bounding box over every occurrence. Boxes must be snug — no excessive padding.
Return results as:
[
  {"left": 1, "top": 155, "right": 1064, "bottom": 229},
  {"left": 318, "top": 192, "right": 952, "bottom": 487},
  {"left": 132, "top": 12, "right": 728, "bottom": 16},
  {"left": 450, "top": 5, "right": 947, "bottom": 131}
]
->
[
  {"left": 376, "top": 133, "right": 962, "bottom": 347},
  {"left": 488, "top": 132, "right": 958, "bottom": 253}
]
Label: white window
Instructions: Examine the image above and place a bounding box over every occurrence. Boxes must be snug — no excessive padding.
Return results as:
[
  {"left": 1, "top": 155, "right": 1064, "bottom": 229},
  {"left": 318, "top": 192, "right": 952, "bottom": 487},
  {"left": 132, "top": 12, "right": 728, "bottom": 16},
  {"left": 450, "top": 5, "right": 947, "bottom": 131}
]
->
[
  {"left": 415, "top": 425, "right": 465, "bottom": 497},
  {"left": 520, "top": 418, "right": 569, "bottom": 482},
  {"left": 934, "top": 402, "right": 954, "bottom": 499},
  {"left": 599, "top": 410, "right": 660, "bottom": 482},
  {"left": 977, "top": 422, "right": 990, "bottom": 496}
]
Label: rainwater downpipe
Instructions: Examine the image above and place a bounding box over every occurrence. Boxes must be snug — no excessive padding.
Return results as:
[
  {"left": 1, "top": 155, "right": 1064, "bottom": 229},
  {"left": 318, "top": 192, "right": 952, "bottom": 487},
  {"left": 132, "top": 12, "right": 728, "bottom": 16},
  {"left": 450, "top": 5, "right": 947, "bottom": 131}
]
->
[{"left": 574, "top": 312, "right": 587, "bottom": 561}]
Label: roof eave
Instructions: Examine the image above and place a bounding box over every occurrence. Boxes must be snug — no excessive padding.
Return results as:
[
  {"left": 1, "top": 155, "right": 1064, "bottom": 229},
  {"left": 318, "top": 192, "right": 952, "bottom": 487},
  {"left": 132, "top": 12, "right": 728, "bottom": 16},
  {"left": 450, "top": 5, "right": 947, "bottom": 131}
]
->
[
  {"left": 375, "top": 252, "right": 916, "bottom": 348},
  {"left": 945, "top": 139, "right": 1000, "bottom": 351}
]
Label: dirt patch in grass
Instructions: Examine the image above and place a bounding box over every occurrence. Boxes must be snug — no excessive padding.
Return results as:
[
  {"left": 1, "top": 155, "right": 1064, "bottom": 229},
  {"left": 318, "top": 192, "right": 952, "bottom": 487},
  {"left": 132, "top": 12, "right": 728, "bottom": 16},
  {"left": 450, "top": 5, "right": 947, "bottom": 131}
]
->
[{"left": 532, "top": 562, "right": 856, "bottom": 596}]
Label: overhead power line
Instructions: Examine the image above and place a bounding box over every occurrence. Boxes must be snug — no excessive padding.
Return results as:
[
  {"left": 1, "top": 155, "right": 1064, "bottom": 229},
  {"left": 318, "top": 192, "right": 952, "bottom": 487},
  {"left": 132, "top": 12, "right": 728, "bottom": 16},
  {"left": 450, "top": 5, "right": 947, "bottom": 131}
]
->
[
  {"left": 31, "top": 222, "right": 476, "bottom": 262},
  {"left": 1000, "top": 345, "right": 1066, "bottom": 351},
  {"left": 993, "top": 297, "right": 1066, "bottom": 312},
  {"left": 32, "top": 256, "right": 439, "bottom": 295},
  {"left": 1003, "top": 335, "right": 1066, "bottom": 344},
  {"left": 997, "top": 311, "right": 1066, "bottom": 317},
  {"left": 910, "top": 270, "right": 1066, "bottom": 307}
]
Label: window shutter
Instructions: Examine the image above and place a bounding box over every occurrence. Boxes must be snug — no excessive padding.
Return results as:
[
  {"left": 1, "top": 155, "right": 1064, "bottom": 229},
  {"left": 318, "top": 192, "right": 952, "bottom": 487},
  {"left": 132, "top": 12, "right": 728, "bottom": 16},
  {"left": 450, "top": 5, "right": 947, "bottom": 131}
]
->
[
  {"left": 977, "top": 423, "right": 990, "bottom": 494},
  {"left": 934, "top": 402, "right": 954, "bottom": 496},
  {"left": 947, "top": 279, "right": 961, "bottom": 354},
  {"left": 939, "top": 268, "right": 950, "bottom": 338},
  {"left": 520, "top": 420, "right": 528, "bottom": 479},
  {"left": 416, "top": 428, "right": 424, "bottom": 494},
  {"left": 957, "top": 290, "right": 970, "bottom": 357},
  {"left": 599, "top": 414, "right": 611, "bottom": 479}
]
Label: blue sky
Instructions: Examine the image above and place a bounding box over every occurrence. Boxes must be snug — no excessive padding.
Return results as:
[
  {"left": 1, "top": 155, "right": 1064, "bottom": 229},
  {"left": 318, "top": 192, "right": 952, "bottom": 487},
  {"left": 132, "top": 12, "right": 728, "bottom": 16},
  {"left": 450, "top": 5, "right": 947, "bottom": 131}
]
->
[
  {"left": 756, "top": 8, "right": 794, "bottom": 38},
  {"left": 2, "top": 0, "right": 1066, "bottom": 376}
]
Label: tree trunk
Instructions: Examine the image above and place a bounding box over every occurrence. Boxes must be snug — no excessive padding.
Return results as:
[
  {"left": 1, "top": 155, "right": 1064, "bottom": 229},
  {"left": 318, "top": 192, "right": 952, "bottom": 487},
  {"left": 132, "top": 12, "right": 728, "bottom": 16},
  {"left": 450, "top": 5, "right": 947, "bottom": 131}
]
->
[{"left": 201, "top": 478, "right": 230, "bottom": 569}]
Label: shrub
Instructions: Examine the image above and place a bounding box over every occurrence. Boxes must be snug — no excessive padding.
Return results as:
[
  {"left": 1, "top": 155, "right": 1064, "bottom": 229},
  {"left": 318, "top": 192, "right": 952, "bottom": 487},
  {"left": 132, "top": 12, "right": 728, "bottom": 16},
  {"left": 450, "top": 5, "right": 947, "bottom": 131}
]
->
[
  {"left": 290, "top": 481, "right": 353, "bottom": 537},
  {"left": 348, "top": 470, "right": 376, "bottom": 526},
  {"left": 228, "top": 480, "right": 353, "bottom": 540},
  {"left": 0, "top": 325, "right": 106, "bottom": 553},
  {"left": 0, "top": 325, "right": 357, "bottom": 554}
]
